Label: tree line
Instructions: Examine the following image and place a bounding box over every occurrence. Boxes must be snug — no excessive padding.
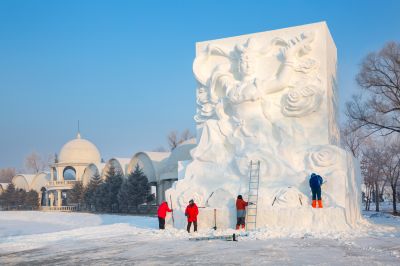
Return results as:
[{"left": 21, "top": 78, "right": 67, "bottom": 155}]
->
[
  {"left": 67, "top": 164, "right": 154, "bottom": 213},
  {"left": 0, "top": 183, "right": 39, "bottom": 210},
  {"left": 342, "top": 41, "right": 400, "bottom": 214}
]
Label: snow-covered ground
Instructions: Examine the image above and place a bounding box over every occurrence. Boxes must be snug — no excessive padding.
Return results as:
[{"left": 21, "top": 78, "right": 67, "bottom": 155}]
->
[{"left": 1, "top": 211, "right": 400, "bottom": 265}]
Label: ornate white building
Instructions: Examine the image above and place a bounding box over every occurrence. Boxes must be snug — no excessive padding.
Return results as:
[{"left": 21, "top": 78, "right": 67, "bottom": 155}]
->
[{"left": 10, "top": 132, "right": 195, "bottom": 209}]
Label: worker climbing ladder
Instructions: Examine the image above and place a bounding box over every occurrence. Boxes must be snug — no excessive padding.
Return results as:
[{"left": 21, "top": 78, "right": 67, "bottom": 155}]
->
[{"left": 246, "top": 160, "right": 260, "bottom": 231}]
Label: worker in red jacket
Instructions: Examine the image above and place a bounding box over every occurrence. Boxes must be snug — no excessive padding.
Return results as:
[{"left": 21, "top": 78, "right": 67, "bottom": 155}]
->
[
  {"left": 157, "top": 201, "right": 172, "bottom": 229},
  {"left": 185, "top": 199, "right": 199, "bottom": 233},
  {"left": 236, "top": 195, "right": 252, "bottom": 230}
]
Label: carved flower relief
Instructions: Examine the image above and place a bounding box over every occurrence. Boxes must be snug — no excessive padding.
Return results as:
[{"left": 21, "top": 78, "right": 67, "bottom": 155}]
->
[
  {"left": 281, "top": 85, "right": 322, "bottom": 117},
  {"left": 306, "top": 145, "right": 338, "bottom": 169}
]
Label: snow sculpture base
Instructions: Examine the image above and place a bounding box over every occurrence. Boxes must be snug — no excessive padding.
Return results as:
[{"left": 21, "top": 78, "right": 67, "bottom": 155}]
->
[
  {"left": 171, "top": 207, "right": 350, "bottom": 233},
  {"left": 166, "top": 22, "right": 361, "bottom": 232}
]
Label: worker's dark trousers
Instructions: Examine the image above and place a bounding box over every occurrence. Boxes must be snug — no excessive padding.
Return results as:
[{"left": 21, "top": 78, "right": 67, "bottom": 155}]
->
[
  {"left": 187, "top": 221, "right": 197, "bottom": 232},
  {"left": 158, "top": 217, "right": 165, "bottom": 230},
  {"left": 311, "top": 186, "right": 322, "bottom": 200},
  {"left": 236, "top": 217, "right": 245, "bottom": 226}
]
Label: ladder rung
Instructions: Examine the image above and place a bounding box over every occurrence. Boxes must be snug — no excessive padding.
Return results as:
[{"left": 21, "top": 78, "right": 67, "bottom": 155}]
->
[{"left": 247, "top": 161, "right": 260, "bottom": 228}]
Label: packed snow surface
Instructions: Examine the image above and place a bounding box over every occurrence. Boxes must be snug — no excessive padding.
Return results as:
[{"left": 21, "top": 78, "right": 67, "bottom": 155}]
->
[{"left": 1, "top": 211, "right": 400, "bottom": 265}]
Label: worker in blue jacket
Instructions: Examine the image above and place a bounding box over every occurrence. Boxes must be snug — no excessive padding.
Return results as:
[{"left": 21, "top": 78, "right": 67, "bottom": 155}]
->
[{"left": 309, "top": 173, "right": 323, "bottom": 208}]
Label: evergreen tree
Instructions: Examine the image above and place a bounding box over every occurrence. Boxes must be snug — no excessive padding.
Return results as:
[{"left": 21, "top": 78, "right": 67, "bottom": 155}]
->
[
  {"left": 3, "top": 183, "right": 17, "bottom": 208},
  {"left": 94, "top": 182, "right": 109, "bottom": 212},
  {"left": 24, "top": 190, "right": 39, "bottom": 210},
  {"left": 67, "top": 181, "right": 85, "bottom": 207},
  {"left": 104, "top": 165, "right": 124, "bottom": 212},
  {"left": 118, "top": 164, "right": 152, "bottom": 213},
  {"left": 16, "top": 189, "right": 26, "bottom": 208},
  {"left": 92, "top": 165, "right": 123, "bottom": 213},
  {"left": 0, "top": 184, "right": 39, "bottom": 210},
  {"left": 84, "top": 173, "right": 103, "bottom": 211}
]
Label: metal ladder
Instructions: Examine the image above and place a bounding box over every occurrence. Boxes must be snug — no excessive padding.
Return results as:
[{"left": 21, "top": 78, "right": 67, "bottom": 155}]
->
[{"left": 246, "top": 160, "right": 260, "bottom": 231}]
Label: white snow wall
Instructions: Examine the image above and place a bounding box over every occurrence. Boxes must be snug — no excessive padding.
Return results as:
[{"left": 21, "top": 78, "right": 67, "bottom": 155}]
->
[{"left": 166, "top": 22, "right": 361, "bottom": 232}]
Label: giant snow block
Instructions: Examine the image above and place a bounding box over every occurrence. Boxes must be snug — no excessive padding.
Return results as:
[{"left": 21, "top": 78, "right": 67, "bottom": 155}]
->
[{"left": 166, "top": 22, "right": 361, "bottom": 232}]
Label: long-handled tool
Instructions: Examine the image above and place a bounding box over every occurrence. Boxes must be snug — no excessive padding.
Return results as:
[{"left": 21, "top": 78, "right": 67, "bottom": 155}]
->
[
  {"left": 205, "top": 192, "right": 214, "bottom": 207},
  {"left": 213, "top": 208, "right": 217, "bottom": 230},
  {"left": 169, "top": 195, "right": 175, "bottom": 226},
  {"left": 271, "top": 196, "right": 277, "bottom": 206}
]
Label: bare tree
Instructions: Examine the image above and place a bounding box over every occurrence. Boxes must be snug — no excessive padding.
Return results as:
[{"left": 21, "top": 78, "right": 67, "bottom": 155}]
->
[
  {"left": 380, "top": 137, "right": 400, "bottom": 213},
  {"left": 167, "top": 129, "right": 194, "bottom": 151},
  {"left": 0, "top": 168, "right": 16, "bottom": 183},
  {"left": 361, "top": 141, "right": 387, "bottom": 212},
  {"left": 181, "top": 129, "right": 193, "bottom": 142},
  {"left": 152, "top": 146, "right": 167, "bottom": 152},
  {"left": 340, "top": 121, "right": 366, "bottom": 158},
  {"left": 167, "top": 131, "right": 179, "bottom": 151},
  {"left": 24, "top": 152, "right": 46, "bottom": 174},
  {"left": 346, "top": 42, "right": 400, "bottom": 136}
]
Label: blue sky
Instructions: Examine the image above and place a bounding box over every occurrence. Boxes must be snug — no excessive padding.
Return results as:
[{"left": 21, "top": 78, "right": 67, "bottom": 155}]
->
[{"left": 0, "top": 0, "right": 399, "bottom": 169}]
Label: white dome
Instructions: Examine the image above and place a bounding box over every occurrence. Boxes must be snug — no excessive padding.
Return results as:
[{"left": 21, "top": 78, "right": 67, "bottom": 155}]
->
[{"left": 59, "top": 134, "right": 101, "bottom": 164}]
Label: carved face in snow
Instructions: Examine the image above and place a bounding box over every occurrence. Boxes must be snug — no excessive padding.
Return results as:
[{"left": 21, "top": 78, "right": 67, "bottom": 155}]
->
[{"left": 238, "top": 51, "right": 257, "bottom": 78}]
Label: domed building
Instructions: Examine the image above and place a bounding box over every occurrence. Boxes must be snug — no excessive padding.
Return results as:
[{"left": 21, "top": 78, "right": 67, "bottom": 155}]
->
[
  {"left": 127, "top": 138, "right": 196, "bottom": 204},
  {"left": 8, "top": 131, "right": 197, "bottom": 210},
  {"left": 46, "top": 132, "right": 102, "bottom": 208}
]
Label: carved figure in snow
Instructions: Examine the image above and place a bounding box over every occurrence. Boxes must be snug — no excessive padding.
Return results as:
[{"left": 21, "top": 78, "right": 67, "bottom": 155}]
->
[{"left": 192, "top": 32, "right": 318, "bottom": 164}]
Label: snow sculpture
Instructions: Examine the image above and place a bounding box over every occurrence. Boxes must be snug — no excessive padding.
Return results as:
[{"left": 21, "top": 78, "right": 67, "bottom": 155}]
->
[{"left": 166, "top": 22, "right": 361, "bottom": 232}]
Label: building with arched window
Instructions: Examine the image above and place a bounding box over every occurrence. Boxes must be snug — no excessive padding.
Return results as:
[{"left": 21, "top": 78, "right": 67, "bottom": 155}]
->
[
  {"left": 9, "top": 132, "right": 196, "bottom": 209},
  {"left": 45, "top": 132, "right": 102, "bottom": 207}
]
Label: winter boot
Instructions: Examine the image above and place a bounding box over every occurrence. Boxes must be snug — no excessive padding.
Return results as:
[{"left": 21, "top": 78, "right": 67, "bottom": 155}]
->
[
  {"left": 241, "top": 224, "right": 245, "bottom": 230},
  {"left": 317, "top": 200, "right": 323, "bottom": 208},
  {"left": 236, "top": 225, "right": 240, "bottom": 230},
  {"left": 312, "top": 200, "right": 317, "bottom": 208}
]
